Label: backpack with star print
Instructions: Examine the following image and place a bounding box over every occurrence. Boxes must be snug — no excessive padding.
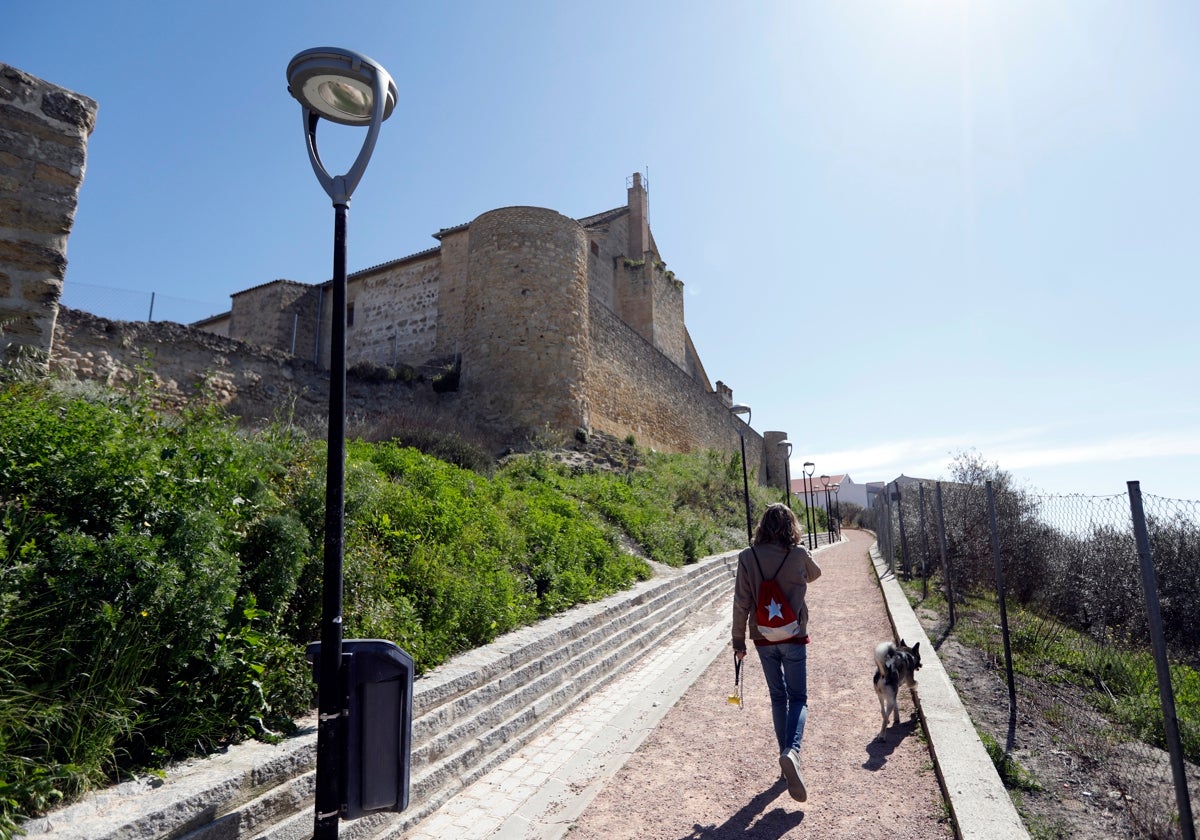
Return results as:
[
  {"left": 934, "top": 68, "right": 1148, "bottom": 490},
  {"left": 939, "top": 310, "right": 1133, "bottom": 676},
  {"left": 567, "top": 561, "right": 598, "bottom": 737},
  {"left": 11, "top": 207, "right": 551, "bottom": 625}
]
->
[{"left": 752, "top": 546, "right": 800, "bottom": 643}]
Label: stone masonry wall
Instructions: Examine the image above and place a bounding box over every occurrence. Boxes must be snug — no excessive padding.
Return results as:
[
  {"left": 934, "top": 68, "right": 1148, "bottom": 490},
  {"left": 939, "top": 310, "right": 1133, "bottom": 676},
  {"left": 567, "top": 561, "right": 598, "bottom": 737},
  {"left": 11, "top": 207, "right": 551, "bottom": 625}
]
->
[
  {"left": 587, "top": 300, "right": 764, "bottom": 480},
  {"left": 651, "top": 263, "right": 686, "bottom": 367},
  {"left": 50, "top": 307, "right": 442, "bottom": 429},
  {"left": 0, "top": 64, "right": 96, "bottom": 366},
  {"left": 230, "top": 281, "right": 321, "bottom": 363},
  {"left": 585, "top": 215, "right": 627, "bottom": 312},
  {"left": 431, "top": 227, "right": 470, "bottom": 361},
  {"left": 348, "top": 254, "right": 440, "bottom": 368}
]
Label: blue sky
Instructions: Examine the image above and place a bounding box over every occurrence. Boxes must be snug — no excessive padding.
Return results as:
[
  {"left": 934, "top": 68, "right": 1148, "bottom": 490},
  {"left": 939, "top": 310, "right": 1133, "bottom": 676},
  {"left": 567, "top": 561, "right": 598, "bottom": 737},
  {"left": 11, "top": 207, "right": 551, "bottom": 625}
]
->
[{"left": 6, "top": 1, "right": 1198, "bottom": 500}]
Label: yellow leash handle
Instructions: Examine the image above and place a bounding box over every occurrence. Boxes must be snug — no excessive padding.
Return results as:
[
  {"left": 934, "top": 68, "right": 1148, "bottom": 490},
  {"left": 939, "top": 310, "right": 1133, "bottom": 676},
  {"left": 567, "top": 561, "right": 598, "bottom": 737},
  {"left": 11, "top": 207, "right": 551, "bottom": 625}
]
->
[{"left": 727, "top": 653, "right": 743, "bottom": 708}]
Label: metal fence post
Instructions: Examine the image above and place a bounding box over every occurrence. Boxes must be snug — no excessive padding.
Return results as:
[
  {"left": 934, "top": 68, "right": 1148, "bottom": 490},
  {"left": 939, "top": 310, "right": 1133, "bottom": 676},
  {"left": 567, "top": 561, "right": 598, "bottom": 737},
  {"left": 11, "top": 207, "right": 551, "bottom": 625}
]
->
[
  {"left": 1128, "top": 481, "right": 1196, "bottom": 840},
  {"left": 883, "top": 485, "right": 896, "bottom": 576},
  {"left": 987, "top": 481, "right": 1017, "bottom": 739},
  {"left": 935, "top": 481, "right": 955, "bottom": 628},
  {"left": 918, "top": 483, "right": 929, "bottom": 599}
]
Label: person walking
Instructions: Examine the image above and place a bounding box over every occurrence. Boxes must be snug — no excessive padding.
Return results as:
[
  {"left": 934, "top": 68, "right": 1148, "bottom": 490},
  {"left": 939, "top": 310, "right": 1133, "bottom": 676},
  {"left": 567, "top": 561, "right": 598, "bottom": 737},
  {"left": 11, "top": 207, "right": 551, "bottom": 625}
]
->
[{"left": 731, "top": 502, "right": 823, "bottom": 802}]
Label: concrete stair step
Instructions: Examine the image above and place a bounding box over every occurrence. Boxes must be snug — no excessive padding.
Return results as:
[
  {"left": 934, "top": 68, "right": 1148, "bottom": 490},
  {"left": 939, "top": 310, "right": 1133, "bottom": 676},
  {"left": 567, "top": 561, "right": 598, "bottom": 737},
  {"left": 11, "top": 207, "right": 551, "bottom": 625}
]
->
[
  {"left": 25, "top": 550, "right": 737, "bottom": 840},
  {"left": 256, "top": 559, "right": 734, "bottom": 840}
]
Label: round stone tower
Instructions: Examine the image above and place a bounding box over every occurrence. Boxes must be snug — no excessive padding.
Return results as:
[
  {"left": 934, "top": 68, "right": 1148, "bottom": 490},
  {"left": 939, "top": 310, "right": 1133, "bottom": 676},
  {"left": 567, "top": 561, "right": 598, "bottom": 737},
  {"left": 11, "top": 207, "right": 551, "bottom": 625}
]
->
[{"left": 460, "top": 206, "right": 591, "bottom": 443}]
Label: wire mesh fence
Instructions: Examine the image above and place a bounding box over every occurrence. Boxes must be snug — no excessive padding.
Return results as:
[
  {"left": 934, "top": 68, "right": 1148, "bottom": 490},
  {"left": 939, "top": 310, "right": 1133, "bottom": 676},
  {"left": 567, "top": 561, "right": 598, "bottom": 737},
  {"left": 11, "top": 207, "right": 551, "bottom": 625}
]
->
[
  {"left": 873, "top": 479, "right": 1199, "bottom": 838},
  {"left": 59, "top": 281, "right": 227, "bottom": 326}
]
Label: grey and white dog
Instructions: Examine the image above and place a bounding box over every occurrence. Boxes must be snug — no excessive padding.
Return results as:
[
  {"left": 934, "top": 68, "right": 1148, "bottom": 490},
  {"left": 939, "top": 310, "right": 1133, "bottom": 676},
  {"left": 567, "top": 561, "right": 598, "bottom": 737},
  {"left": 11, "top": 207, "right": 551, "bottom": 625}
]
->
[{"left": 873, "top": 639, "right": 922, "bottom": 741}]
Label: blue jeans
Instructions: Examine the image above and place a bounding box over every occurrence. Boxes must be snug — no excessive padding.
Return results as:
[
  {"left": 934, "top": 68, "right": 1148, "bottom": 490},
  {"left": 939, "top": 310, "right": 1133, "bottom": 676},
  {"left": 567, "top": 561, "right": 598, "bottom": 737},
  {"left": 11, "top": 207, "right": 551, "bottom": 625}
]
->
[{"left": 756, "top": 642, "right": 808, "bottom": 755}]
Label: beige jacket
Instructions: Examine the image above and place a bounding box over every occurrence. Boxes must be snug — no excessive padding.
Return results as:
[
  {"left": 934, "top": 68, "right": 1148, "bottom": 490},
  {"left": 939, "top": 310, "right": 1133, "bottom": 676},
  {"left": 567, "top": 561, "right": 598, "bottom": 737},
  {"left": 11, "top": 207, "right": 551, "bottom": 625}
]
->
[{"left": 731, "top": 542, "right": 822, "bottom": 651}]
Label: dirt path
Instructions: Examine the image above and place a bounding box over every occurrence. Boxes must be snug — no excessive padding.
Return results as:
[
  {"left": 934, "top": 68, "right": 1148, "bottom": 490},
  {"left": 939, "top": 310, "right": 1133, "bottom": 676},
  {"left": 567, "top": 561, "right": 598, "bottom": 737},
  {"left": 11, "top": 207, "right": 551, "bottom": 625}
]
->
[{"left": 565, "top": 529, "right": 954, "bottom": 839}]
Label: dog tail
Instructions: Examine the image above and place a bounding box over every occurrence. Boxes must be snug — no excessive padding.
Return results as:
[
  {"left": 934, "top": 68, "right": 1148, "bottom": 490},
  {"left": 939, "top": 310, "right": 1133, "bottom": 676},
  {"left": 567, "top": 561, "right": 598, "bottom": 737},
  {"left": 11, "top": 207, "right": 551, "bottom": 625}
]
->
[{"left": 874, "top": 641, "right": 894, "bottom": 676}]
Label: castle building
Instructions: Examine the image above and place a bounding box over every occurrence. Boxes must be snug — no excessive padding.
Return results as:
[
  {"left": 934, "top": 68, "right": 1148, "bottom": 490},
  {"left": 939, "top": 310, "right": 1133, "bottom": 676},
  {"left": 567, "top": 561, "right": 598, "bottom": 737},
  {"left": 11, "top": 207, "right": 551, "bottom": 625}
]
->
[
  {"left": 0, "top": 59, "right": 784, "bottom": 488},
  {"left": 200, "top": 174, "right": 771, "bottom": 470}
]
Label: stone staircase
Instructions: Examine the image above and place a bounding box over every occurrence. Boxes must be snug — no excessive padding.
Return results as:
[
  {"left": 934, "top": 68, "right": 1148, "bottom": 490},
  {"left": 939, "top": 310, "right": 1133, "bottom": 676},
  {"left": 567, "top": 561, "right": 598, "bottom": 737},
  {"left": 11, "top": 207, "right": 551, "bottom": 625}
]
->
[{"left": 24, "top": 549, "right": 738, "bottom": 840}]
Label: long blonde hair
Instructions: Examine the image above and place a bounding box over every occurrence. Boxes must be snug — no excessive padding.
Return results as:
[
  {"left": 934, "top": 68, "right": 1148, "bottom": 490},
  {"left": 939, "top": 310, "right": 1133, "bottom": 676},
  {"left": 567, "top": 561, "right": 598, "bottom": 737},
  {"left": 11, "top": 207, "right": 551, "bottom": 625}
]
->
[{"left": 753, "top": 503, "right": 804, "bottom": 548}]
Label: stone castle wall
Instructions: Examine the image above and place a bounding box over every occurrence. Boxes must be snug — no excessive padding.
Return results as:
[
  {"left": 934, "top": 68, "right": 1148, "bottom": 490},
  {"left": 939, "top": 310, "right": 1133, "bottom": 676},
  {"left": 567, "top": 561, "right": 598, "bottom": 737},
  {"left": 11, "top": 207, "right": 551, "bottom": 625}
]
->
[
  {"left": 349, "top": 254, "right": 440, "bottom": 368},
  {"left": 0, "top": 64, "right": 96, "bottom": 366}
]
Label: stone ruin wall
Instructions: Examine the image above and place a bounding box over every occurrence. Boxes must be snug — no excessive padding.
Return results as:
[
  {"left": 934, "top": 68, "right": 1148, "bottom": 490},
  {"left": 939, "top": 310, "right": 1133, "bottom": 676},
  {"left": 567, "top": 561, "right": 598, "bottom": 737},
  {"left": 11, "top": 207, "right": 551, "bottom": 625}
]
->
[
  {"left": 586, "top": 299, "right": 766, "bottom": 483},
  {"left": 0, "top": 64, "right": 97, "bottom": 366},
  {"left": 49, "top": 306, "right": 446, "bottom": 431}
]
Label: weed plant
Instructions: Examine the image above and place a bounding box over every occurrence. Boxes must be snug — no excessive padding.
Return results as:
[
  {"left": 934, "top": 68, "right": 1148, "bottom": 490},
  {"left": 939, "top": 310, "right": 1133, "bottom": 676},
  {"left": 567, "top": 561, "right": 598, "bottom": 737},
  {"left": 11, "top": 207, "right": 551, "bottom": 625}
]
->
[{"left": 0, "top": 378, "right": 764, "bottom": 831}]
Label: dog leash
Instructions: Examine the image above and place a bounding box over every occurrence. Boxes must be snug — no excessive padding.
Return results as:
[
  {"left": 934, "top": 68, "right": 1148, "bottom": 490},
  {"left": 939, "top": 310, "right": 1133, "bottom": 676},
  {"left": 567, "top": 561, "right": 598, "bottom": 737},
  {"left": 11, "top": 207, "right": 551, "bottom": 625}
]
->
[{"left": 727, "top": 653, "right": 744, "bottom": 709}]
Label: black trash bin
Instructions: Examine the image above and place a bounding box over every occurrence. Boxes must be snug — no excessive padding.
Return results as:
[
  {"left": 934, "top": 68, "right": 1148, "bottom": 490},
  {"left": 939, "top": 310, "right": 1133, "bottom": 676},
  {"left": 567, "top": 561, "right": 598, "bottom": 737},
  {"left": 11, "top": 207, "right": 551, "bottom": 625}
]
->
[{"left": 307, "top": 639, "right": 414, "bottom": 819}]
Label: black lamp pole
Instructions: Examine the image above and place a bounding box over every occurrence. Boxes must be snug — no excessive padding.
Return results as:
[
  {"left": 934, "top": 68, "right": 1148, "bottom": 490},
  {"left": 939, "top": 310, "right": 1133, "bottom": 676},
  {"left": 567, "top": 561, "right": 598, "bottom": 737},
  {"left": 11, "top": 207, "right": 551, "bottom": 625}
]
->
[
  {"left": 779, "top": 440, "right": 793, "bottom": 509},
  {"left": 730, "top": 405, "right": 753, "bottom": 544},
  {"left": 287, "top": 47, "right": 396, "bottom": 840},
  {"left": 802, "top": 461, "right": 815, "bottom": 549},
  {"left": 821, "top": 475, "right": 832, "bottom": 543},
  {"left": 832, "top": 484, "right": 841, "bottom": 540}
]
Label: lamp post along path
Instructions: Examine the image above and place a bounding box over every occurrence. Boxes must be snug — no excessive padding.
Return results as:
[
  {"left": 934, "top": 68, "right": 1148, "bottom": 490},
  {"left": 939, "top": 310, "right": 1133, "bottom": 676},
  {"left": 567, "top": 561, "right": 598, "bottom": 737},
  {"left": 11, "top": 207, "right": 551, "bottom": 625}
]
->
[
  {"left": 778, "top": 440, "right": 793, "bottom": 510},
  {"left": 802, "top": 461, "right": 815, "bottom": 550},
  {"left": 287, "top": 47, "right": 398, "bottom": 840},
  {"left": 730, "top": 405, "right": 753, "bottom": 544}
]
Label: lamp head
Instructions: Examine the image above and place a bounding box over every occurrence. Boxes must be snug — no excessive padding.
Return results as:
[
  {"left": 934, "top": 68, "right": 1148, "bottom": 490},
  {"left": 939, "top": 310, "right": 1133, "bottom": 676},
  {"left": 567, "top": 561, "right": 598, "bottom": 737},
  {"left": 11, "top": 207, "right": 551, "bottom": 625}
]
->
[
  {"left": 287, "top": 47, "right": 397, "bottom": 126},
  {"left": 730, "top": 404, "right": 751, "bottom": 419},
  {"left": 802, "top": 461, "right": 815, "bottom": 476}
]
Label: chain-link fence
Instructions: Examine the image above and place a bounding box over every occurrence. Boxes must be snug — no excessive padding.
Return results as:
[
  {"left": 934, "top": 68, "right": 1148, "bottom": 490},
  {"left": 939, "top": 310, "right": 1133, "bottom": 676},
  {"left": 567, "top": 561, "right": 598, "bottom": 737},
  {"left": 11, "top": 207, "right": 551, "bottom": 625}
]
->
[
  {"left": 59, "top": 282, "right": 227, "bottom": 326},
  {"left": 873, "top": 479, "right": 1199, "bottom": 838}
]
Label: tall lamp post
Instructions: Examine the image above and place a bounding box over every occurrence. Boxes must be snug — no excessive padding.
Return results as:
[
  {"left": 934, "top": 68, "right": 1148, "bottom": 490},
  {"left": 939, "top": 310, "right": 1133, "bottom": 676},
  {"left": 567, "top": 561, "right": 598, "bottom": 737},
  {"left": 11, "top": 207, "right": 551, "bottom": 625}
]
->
[
  {"left": 802, "top": 461, "right": 815, "bottom": 549},
  {"left": 778, "top": 440, "right": 793, "bottom": 510},
  {"left": 832, "top": 483, "right": 841, "bottom": 540},
  {"left": 730, "top": 404, "right": 753, "bottom": 544},
  {"left": 287, "top": 47, "right": 397, "bottom": 840},
  {"left": 820, "top": 475, "right": 832, "bottom": 544}
]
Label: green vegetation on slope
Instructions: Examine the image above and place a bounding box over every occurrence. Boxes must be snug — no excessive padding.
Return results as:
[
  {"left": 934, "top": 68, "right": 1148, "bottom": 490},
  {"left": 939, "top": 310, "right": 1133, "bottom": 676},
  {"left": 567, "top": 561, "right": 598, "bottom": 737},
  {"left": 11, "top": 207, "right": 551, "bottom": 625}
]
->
[{"left": 0, "top": 378, "right": 778, "bottom": 831}]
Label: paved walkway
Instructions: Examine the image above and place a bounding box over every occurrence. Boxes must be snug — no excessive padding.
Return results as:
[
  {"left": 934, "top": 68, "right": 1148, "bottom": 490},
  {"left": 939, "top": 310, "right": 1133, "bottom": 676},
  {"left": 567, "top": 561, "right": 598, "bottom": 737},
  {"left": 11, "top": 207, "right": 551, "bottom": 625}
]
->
[
  {"left": 404, "top": 530, "right": 963, "bottom": 839},
  {"left": 405, "top": 574, "right": 732, "bottom": 839}
]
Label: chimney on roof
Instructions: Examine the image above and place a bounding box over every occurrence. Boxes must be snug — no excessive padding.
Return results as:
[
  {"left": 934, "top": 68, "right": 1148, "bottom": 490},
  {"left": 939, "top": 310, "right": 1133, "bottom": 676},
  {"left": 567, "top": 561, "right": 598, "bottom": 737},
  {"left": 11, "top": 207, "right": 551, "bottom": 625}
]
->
[{"left": 628, "top": 172, "right": 649, "bottom": 257}]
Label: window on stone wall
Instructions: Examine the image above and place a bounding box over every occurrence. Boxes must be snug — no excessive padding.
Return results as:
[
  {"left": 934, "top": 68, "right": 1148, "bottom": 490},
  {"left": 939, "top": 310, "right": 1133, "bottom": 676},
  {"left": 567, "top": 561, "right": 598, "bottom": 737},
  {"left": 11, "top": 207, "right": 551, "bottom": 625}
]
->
[{"left": 347, "top": 302, "right": 355, "bottom": 327}]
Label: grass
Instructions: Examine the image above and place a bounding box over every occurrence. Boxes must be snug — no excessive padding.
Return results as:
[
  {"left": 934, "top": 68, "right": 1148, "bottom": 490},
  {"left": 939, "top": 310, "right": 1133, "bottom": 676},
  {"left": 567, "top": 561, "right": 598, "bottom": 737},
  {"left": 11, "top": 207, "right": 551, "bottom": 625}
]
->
[
  {"left": 977, "top": 730, "right": 1041, "bottom": 792},
  {"left": 900, "top": 578, "right": 1200, "bottom": 765}
]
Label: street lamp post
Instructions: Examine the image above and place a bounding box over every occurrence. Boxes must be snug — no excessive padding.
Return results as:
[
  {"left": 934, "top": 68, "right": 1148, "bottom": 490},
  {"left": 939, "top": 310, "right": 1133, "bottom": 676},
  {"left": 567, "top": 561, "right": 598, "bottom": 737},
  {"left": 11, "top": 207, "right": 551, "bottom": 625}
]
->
[
  {"left": 832, "top": 483, "right": 841, "bottom": 540},
  {"left": 730, "top": 404, "right": 753, "bottom": 544},
  {"left": 820, "top": 475, "right": 832, "bottom": 544},
  {"left": 287, "top": 47, "right": 397, "bottom": 840},
  {"left": 778, "top": 440, "right": 793, "bottom": 510},
  {"left": 802, "top": 461, "right": 815, "bottom": 549}
]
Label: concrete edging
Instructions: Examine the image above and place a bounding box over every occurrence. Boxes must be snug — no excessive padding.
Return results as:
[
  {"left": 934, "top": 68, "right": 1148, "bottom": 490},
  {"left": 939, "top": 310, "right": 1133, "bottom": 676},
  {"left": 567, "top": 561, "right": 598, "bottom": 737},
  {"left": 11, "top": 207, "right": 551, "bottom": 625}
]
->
[{"left": 869, "top": 542, "right": 1029, "bottom": 840}]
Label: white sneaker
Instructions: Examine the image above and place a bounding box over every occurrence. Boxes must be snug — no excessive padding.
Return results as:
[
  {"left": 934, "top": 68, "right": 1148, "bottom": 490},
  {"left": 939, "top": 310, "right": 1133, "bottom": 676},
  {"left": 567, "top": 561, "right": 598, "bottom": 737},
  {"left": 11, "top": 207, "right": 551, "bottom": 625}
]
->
[{"left": 779, "top": 749, "right": 807, "bottom": 802}]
